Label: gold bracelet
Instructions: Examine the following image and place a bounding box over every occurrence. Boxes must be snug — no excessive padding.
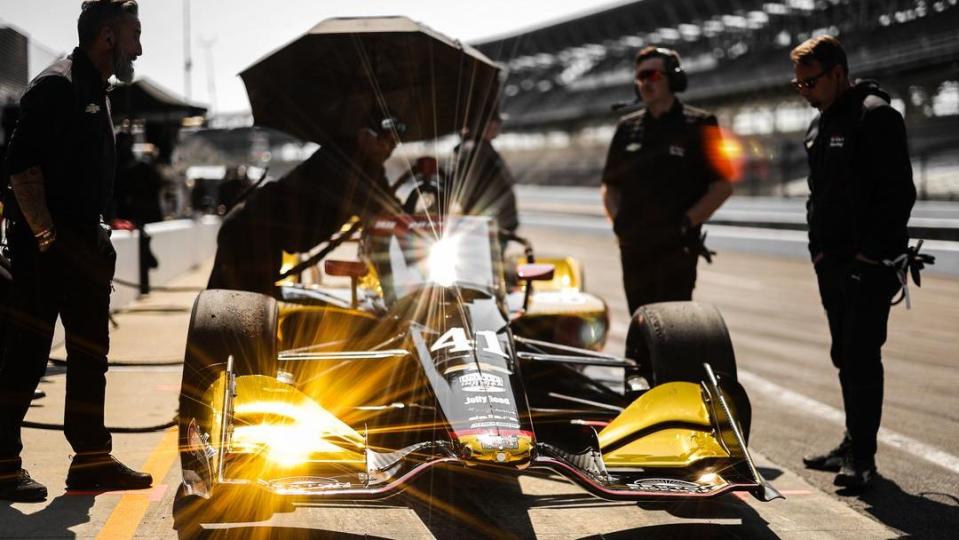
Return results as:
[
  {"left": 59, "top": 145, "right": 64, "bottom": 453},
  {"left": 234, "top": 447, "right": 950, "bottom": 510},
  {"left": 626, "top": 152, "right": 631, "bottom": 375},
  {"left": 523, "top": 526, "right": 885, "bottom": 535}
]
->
[{"left": 35, "top": 227, "right": 56, "bottom": 250}]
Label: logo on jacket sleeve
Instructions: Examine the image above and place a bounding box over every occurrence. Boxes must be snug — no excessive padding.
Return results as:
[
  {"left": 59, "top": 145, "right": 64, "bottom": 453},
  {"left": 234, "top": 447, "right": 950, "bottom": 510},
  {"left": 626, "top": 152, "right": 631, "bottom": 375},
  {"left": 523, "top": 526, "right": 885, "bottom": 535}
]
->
[{"left": 85, "top": 103, "right": 101, "bottom": 114}]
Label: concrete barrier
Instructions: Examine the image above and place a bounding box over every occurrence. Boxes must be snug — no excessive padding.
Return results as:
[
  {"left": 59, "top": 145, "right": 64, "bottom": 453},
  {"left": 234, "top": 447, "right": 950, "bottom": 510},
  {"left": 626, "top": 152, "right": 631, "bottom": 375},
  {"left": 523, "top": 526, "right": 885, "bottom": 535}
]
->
[{"left": 109, "top": 216, "right": 220, "bottom": 311}]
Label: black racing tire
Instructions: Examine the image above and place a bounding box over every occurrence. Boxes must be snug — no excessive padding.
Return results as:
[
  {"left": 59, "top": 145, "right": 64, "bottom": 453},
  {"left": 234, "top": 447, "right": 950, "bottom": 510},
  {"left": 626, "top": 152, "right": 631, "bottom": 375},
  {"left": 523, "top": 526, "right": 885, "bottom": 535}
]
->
[
  {"left": 625, "top": 301, "right": 750, "bottom": 442},
  {"left": 177, "top": 289, "right": 278, "bottom": 474},
  {"left": 625, "top": 301, "right": 737, "bottom": 386}
]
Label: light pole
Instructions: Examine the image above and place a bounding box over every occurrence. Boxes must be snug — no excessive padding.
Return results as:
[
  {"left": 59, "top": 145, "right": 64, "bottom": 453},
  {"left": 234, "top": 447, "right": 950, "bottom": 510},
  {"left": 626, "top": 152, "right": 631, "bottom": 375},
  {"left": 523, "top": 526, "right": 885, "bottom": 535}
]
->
[{"left": 183, "top": 0, "right": 192, "bottom": 100}]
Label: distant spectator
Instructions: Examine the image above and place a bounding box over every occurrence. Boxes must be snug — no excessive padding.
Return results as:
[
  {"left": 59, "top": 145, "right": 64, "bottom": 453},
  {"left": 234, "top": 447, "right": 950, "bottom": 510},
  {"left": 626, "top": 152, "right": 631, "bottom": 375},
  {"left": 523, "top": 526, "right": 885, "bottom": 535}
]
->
[
  {"left": 113, "top": 131, "right": 164, "bottom": 225},
  {"left": 216, "top": 164, "right": 253, "bottom": 215}
]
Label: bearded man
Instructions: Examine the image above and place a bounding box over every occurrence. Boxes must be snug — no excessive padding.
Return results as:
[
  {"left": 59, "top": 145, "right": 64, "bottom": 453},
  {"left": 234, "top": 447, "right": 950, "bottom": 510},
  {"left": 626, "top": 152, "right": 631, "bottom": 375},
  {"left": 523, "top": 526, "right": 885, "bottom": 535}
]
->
[{"left": 0, "top": 0, "right": 151, "bottom": 501}]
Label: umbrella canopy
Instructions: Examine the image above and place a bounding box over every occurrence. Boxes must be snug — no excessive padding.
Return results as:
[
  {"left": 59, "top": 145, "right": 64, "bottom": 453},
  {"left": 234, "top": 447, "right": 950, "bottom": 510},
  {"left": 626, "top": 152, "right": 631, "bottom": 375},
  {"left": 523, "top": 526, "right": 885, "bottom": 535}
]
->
[
  {"left": 240, "top": 16, "right": 503, "bottom": 144},
  {"left": 110, "top": 77, "right": 207, "bottom": 123}
]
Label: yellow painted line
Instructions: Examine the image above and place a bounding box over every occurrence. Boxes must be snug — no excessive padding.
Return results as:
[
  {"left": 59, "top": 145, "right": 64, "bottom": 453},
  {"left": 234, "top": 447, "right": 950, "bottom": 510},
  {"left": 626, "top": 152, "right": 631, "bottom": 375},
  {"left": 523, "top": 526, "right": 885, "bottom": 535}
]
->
[{"left": 96, "top": 427, "right": 179, "bottom": 540}]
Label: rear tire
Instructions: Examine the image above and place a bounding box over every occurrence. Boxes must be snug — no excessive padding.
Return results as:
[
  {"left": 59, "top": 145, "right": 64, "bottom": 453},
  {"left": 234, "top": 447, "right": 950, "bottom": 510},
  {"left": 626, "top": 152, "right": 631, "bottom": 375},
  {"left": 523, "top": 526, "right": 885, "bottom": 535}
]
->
[
  {"left": 177, "top": 289, "right": 278, "bottom": 482},
  {"left": 625, "top": 301, "right": 750, "bottom": 442}
]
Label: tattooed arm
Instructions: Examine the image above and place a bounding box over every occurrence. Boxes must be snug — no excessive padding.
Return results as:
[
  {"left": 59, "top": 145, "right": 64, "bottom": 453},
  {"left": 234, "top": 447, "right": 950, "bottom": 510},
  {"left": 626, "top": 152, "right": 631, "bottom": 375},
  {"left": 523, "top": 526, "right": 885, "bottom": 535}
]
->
[{"left": 10, "top": 166, "right": 55, "bottom": 239}]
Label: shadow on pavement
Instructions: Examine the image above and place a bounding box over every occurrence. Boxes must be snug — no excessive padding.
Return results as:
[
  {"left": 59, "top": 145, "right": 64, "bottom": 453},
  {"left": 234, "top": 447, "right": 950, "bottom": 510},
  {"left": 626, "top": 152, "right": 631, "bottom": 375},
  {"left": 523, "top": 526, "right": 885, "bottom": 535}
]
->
[
  {"left": 581, "top": 522, "right": 775, "bottom": 539},
  {"left": 185, "top": 527, "right": 390, "bottom": 539},
  {"left": 633, "top": 494, "right": 779, "bottom": 539},
  {"left": 756, "top": 466, "right": 784, "bottom": 481},
  {"left": 837, "top": 474, "right": 959, "bottom": 539},
  {"left": 0, "top": 493, "right": 96, "bottom": 537},
  {"left": 405, "top": 466, "right": 536, "bottom": 540}
]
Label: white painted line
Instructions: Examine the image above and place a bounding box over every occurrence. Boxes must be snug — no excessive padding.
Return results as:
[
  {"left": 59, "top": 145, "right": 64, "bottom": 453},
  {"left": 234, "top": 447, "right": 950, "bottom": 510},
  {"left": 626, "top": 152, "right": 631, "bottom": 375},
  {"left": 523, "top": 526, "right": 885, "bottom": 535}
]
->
[{"left": 738, "top": 370, "right": 959, "bottom": 476}]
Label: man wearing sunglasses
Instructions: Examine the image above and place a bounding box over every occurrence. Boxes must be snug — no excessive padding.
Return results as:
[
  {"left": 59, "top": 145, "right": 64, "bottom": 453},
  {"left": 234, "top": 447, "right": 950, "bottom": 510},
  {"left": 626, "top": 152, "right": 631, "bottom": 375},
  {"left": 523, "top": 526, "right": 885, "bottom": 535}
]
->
[
  {"left": 601, "top": 46, "right": 733, "bottom": 316},
  {"left": 791, "top": 35, "right": 915, "bottom": 489},
  {"left": 206, "top": 112, "right": 404, "bottom": 295}
]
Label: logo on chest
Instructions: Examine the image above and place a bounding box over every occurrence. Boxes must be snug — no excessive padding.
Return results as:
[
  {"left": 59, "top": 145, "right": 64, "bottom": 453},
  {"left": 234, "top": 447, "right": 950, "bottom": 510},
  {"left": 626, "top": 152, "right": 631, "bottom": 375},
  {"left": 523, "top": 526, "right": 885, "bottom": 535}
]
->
[
  {"left": 828, "top": 135, "right": 845, "bottom": 148},
  {"left": 669, "top": 145, "right": 686, "bottom": 157},
  {"left": 85, "top": 103, "right": 101, "bottom": 114}
]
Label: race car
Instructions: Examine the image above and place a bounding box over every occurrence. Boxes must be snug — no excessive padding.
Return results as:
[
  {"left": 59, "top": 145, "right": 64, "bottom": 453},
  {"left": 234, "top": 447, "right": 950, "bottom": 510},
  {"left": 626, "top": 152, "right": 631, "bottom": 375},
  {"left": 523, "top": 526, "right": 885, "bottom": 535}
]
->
[{"left": 173, "top": 205, "right": 781, "bottom": 522}]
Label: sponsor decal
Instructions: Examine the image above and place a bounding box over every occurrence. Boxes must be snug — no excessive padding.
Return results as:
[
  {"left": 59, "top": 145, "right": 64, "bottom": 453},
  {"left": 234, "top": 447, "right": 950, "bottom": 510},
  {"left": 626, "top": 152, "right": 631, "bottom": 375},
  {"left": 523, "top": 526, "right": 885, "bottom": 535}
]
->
[
  {"left": 431, "top": 327, "right": 508, "bottom": 358},
  {"left": 459, "top": 372, "right": 505, "bottom": 393},
  {"left": 829, "top": 135, "right": 844, "bottom": 148},
  {"left": 627, "top": 478, "right": 714, "bottom": 494},
  {"left": 464, "top": 395, "right": 511, "bottom": 406},
  {"left": 468, "top": 421, "right": 521, "bottom": 429},
  {"left": 444, "top": 362, "right": 512, "bottom": 376},
  {"left": 480, "top": 435, "right": 520, "bottom": 451}
]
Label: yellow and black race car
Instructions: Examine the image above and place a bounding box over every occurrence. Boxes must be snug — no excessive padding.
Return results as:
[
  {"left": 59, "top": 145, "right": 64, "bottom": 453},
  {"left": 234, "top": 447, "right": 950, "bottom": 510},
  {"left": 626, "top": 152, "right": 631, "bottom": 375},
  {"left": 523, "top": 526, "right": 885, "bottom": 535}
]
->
[{"left": 174, "top": 208, "right": 780, "bottom": 522}]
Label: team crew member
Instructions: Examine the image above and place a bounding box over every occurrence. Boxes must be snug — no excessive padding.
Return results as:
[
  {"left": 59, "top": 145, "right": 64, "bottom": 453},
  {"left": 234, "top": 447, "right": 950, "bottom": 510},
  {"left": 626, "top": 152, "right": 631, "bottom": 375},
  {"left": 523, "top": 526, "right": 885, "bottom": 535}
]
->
[
  {"left": 207, "top": 114, "right": 404, "bottom": 295},
  {"left": 454, "top": 109, "right": 519, "bottom": 238},
  {"left": 601, "top": 47, "right": 733, "bottom": 316},
  {"left": 0, "top": 0, "right": 152, "bottom": 502},
  {"left": 792, "top": 36, "right": 916, "bottom": 489}
]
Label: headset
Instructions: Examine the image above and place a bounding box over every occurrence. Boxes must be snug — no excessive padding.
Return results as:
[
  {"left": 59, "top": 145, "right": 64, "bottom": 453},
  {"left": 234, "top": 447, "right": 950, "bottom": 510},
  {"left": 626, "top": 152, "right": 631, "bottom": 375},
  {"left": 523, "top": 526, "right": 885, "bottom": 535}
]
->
[{"left": 635, "top": 47, "right": 688, "bottom": 96}]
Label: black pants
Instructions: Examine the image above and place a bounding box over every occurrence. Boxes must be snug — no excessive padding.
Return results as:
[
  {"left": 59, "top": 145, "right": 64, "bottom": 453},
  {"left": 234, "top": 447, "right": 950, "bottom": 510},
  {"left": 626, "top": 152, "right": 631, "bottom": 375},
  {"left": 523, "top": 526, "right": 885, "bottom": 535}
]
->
[
  {"left": 815, "top": 256, "right": 900, "bottom": 465},
  {"left": 620, "top": 245, "right": 698, "bottom": 316},
  {"left": 0, "top": 222, "right": 115, "bottom": 472}
]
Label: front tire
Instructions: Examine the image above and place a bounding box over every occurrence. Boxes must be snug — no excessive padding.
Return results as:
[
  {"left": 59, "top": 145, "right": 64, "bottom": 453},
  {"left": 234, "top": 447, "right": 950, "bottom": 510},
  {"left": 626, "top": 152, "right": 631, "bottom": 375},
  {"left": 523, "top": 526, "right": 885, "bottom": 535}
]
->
[
  {"left": 625, "top": 301, "right": 750, "bottom": 441},
  {"left": 177, "top": 289, "right": 278, "bottom": 485}
]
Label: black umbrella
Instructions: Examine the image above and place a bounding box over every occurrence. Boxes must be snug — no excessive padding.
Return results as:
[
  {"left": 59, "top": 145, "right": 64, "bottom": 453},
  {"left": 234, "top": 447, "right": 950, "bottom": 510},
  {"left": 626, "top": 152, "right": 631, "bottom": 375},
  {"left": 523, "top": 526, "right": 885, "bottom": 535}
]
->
[{"left": 240, "top": 16, "right": 503, "bottom": 144}]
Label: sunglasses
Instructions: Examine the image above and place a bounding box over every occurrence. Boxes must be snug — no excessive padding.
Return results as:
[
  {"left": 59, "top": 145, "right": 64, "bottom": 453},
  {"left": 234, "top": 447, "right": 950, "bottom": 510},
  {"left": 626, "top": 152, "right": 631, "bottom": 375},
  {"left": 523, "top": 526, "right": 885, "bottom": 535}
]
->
[
  {"left": 636, "top": 69, "right": 666, "bottom": 83},
  {"left": 790, "top": 69, "right": 830, "bottom": 91},
  {"left": 371, "top": 117, "right": 407, "bottom": 137}
]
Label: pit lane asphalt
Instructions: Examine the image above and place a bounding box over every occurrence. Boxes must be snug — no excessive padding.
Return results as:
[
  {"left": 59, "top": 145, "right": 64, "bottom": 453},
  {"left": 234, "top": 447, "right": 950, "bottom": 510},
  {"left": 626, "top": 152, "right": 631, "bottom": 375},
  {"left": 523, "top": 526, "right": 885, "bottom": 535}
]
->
[{"left": 2, "top": 227, "right": 954, "bottom": 538}]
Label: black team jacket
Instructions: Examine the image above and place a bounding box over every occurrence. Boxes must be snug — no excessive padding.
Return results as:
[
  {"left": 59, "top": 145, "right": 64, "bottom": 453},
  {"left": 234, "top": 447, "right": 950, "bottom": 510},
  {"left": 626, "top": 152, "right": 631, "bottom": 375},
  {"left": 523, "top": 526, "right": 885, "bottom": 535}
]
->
[
  {"left": 5, "top": 48, "right": 116, "bottom": 228},
  {"left": 601, "top": 99, "right": 727, "bottom": 253},
  {"left": 804, "top": 80, "right": 915, "bottom": 262}
]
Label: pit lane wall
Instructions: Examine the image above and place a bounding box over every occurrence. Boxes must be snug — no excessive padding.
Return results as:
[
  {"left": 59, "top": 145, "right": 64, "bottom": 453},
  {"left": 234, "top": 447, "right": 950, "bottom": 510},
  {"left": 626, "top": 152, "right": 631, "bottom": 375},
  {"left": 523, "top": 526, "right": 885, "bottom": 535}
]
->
[
  {"left": 52, "top": 216, "right": 219, "bottom": 347},
  {"left": 516, "top": 186, "right": 959, "bottom": 278},
  {"left": 110, "top": 216, "right": 220, "bottom": 309}
]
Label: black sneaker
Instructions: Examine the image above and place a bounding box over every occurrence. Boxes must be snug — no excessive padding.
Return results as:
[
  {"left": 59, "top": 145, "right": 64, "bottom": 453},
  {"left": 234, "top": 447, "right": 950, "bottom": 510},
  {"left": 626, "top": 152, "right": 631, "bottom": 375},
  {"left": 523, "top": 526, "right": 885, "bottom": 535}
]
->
[
  {"left": 802, "top": 433, "right": 852, "bottom": 472},
  {"left": 834, "top": 457, "right": 877, "bottom": 489},
  {"left": 66, "top": 454, "right": 152, "bottom": 491},
  {"left": 0, "top": 469, "right": 48, "bottom": 502}
]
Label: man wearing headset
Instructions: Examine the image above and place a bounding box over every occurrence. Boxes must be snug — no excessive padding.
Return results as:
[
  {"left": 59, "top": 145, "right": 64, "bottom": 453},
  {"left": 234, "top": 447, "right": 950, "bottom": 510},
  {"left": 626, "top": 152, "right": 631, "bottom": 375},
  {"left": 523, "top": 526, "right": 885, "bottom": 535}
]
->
[{"left": 601, "top": 47, "right": 734, "bottom": 316}]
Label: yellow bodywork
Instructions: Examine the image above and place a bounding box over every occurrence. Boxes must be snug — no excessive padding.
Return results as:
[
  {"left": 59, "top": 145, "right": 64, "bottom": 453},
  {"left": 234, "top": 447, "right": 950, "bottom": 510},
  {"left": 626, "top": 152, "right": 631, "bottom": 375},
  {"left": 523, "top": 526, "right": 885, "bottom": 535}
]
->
[
  {"left": 457, "top": 432, "right": 534, "bottom": 464},
  {"left": 600, "top": 382, "right": 730, "bottom": 468},
  {"left": 206, "top": 374, "right": 366, "bottom": 476}
]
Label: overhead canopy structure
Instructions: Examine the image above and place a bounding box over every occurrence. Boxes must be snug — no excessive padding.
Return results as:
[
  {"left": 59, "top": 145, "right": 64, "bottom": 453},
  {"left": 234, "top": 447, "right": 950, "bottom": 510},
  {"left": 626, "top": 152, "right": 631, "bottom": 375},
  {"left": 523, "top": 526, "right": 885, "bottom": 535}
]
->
[{"left": 110, "top": 77, "right": 207, "bottom": 123}]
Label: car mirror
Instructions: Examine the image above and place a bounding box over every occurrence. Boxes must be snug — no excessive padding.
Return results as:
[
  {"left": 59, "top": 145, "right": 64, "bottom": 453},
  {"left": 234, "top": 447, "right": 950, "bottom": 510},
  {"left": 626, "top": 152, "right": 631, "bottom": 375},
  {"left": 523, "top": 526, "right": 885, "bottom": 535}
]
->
[
  {"left": 324, "top": 260, "right": 368, "bottom": 308},
  {"left": 324, "top": 260, "right": 369, "bottom": 278},
  {"left": 517, "top": 263, "right": 554, "bottom": 282}
]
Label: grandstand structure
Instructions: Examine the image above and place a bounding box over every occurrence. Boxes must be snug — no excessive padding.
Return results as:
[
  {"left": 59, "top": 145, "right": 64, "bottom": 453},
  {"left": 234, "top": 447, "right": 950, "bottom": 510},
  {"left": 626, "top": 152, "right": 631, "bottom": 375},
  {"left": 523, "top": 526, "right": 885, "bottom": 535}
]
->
[{"left": 474, "top": 0, "right": 959, "bottom": 196}]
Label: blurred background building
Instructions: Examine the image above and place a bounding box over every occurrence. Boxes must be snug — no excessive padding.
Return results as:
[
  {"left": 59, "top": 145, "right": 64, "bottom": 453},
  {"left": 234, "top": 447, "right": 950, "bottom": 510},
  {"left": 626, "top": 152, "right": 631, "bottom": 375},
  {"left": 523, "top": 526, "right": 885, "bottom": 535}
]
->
[
  {"left": 5, "top": 1, "right": 959, "bottom": 203},
  {"left": 474, "top": 0, "right": 959, "bottom": 199}
]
